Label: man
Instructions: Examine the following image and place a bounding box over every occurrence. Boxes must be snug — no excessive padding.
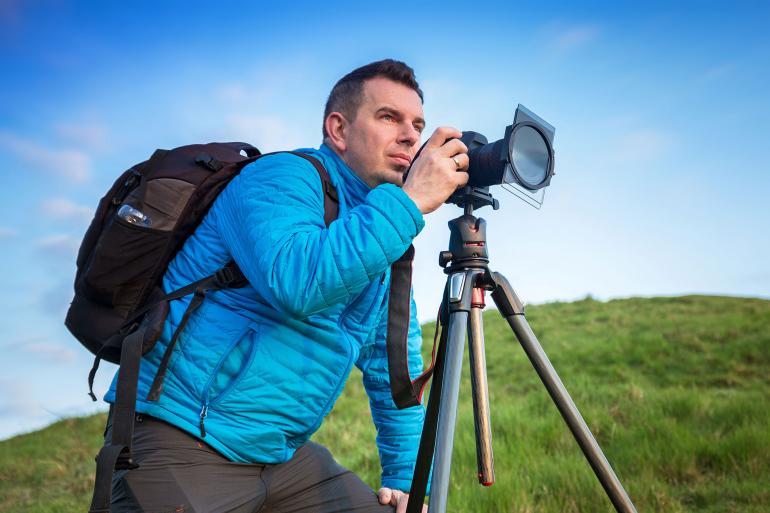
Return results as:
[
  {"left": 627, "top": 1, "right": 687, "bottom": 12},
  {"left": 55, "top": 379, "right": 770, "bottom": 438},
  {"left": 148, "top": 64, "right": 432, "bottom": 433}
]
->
[{"left": 104, "top": 59, "right": 469, "bottom": 513}]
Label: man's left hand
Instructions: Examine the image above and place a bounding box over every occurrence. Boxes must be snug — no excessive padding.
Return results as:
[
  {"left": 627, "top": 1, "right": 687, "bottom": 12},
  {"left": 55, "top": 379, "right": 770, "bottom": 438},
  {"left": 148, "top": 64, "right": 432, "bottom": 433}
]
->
[{"left": 377, "top": 487, "right": 427, "bottom": 513}]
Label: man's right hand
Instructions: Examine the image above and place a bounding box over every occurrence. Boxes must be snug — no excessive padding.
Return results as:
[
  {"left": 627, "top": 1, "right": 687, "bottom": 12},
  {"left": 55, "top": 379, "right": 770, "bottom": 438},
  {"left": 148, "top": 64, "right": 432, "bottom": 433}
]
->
[
  {"left": 402, "top": 127, "right": 469, "bottom": 214},
  {"left": 378, "top": 487, "right": 427, "bottom": 513}
]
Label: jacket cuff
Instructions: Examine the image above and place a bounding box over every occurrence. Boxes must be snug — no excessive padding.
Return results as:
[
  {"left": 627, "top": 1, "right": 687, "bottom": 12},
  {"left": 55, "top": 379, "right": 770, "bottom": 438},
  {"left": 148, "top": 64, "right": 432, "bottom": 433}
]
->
[
  {"left": 381, "top": 476, "right": 431, "bottom": 496},
  {"left": 369, "top": 183, "right": 425, "bottom": 237},
  {"left": 381, "top": 476, "right": 412, "bottom": 493}
]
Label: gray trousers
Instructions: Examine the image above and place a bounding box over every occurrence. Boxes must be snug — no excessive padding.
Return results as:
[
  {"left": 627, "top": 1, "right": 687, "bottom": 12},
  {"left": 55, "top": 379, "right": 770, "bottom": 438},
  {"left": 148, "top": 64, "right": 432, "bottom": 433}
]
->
[{"left": 105, "top": 412, "right": 394, "bottom": 513}]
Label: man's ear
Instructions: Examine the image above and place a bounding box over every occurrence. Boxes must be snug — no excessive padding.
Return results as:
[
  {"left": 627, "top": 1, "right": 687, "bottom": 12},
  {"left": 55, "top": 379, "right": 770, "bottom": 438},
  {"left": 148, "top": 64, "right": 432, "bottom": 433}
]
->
[{"left": 324, "top": 112, "right": 348, "bottom": 153}]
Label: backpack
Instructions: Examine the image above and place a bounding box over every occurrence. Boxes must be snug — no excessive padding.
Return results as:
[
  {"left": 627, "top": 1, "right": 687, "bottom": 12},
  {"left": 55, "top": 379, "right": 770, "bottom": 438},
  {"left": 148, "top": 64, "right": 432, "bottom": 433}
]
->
[
  {"left": 67, "top": 141, "right": 431, "bottom": 513},
  {"left": 65, "top": 142, "right": 339, "bottom": 513}
]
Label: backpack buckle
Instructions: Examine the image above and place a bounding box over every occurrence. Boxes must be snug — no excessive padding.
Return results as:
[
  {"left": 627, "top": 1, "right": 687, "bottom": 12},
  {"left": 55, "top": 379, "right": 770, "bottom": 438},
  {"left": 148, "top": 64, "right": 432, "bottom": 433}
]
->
[
  {"left": 195, "top": 153, "right": 224, "bottom": 172},
  {"left": 115, "top": 449, "right": 140, "bottom": 470},
  {"left": 213, "top": 267, "right": 235, "bottom": 288},
  {"left": 112, "top": 169, "right": 142, "bottom": 206}
]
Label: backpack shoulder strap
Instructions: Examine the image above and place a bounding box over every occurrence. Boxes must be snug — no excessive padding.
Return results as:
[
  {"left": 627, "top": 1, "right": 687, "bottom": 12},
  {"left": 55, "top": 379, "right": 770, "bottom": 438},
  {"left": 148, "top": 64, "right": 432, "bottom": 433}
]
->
[
  {"left": 288, "top": 151, "right": 339, "bottom": 227},
  {"left": 387, "top": 245, "right": 437, "bottom": 409},
  {"left": 260, "top": 150, "right": 339, "bottom": 225}
]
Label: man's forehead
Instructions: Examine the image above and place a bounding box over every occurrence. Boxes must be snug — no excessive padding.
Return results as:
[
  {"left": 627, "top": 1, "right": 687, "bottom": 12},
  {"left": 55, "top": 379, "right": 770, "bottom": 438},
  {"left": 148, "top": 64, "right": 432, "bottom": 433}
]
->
[{"left": 361, "top": 77, "right": 424, "bottom": 116}]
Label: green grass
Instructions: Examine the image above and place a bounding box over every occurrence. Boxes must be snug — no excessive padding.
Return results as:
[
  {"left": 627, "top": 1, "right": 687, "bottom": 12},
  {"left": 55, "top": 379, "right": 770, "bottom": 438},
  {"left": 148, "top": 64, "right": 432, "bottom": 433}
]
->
[{"left": 2, "top": 295, "right": 768, "bottom": 512}]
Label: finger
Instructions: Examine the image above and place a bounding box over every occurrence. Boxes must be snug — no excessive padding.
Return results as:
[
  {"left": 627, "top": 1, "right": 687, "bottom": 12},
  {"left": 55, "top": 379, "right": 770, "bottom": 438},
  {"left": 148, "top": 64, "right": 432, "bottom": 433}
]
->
[
  {"left": 423, "top": 126, "right": 462, "bottom": 150},
  {"left": 450, "top": 153, "right": 470, "bottom": 172},
  {"left": 454, "top": 170, "right": 469, "bottom": 188},
  {"left": 437, "top": 137, "right": 468, "bottom": 158},
  {"left": 377, "top": 488, "right": 391, "bottom": 505},
  {"left": 395, "top": 493, "right": 409, "bottom": 513}
]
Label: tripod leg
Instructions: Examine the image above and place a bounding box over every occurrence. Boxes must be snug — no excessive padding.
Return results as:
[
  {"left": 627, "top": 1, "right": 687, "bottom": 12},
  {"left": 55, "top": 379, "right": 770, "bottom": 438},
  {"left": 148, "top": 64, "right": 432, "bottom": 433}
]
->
[
  {"left": 468, "top": 287, "right": 494, "bottom": 486},
  {"left": 427, "top": 269, "right": 481, "bottom": 513},
  {"left": 488, "top": 271, "right": 638, "bottom": 513},
  {"left": 406, "top": 305, "right": 449, "bottom": 513}
]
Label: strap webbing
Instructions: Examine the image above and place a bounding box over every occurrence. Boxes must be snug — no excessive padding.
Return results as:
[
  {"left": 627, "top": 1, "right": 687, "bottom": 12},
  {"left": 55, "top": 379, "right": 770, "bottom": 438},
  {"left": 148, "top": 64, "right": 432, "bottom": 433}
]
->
[
  {"left": 111, "top": 329, "right": 145, "bottom": 452},
  {"left": 285, "top": 151, "right": 339, "bottom": 226},
  {"left": 89, "top": 445, "right": 127, "bottom": 513},
  {"left": 88, "top": 327, "right": 143, "bottom": 513},
  {"left": 87, "top": 355, "right": 101, "bottom": 401},
  {"left": 387, "top": 245, "right": 435, "bottom": 409},
  {"left": 146, "top": 289, "right": 206, "bottom": 401}
]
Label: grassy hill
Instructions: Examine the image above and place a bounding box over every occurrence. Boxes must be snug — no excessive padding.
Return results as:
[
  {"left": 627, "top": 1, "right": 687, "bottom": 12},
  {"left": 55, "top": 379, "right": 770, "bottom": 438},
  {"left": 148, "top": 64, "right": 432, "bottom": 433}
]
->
[{"left": 1, "top": 295, "right": 768, "bottom": 512}]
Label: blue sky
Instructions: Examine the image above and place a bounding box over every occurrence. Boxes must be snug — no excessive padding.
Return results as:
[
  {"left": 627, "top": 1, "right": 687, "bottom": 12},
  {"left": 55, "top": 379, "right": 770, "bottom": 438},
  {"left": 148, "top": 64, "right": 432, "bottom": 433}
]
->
[{"left": 1, "top": 0, "right": 768, "bottom": 440}]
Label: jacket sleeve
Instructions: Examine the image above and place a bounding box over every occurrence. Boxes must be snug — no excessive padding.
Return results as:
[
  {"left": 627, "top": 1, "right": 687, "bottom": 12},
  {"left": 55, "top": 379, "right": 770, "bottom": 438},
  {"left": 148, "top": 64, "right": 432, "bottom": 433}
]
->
[
  {"left": 213, "top": 153, "right": 424, "bottom": 318},
  {"left": 356, "top": 290, "right": 427, "bottom": 492}
]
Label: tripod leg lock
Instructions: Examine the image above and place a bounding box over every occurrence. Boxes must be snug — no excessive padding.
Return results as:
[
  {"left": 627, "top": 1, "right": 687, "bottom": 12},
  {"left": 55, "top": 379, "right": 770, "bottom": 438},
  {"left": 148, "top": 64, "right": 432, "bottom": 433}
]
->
[
  {"left": 448, "top": 270, "right": 483, "bottom": 313},
  {"left": 448, "top": 274, "right": 466, "bottom": 303}
]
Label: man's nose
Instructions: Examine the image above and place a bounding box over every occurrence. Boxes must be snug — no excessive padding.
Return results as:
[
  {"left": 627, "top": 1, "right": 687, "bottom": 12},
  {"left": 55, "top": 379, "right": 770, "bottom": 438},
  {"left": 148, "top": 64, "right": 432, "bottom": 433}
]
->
[{"left": 398, "top": 122, "right": 420, "bottom": 147}]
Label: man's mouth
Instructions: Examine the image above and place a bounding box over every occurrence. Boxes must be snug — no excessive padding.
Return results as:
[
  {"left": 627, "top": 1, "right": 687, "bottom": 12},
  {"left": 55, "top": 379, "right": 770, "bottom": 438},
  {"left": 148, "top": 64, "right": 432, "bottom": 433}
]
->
[{"left": 389, "top": 154, "right": 412, "bottom": 167}]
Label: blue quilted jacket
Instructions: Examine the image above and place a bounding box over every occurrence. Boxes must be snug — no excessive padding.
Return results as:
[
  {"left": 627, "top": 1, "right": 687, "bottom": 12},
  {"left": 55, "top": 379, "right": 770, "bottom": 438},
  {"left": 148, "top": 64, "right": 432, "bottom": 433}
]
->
[{"left": 105, "top": 144, "right": 427, "bottom": 491}]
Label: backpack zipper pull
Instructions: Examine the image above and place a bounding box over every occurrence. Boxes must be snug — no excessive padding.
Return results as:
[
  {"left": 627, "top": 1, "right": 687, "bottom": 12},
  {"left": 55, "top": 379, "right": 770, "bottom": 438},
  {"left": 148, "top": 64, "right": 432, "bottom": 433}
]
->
[{"left": 199, "top": 404, "right": 208, "bottom": 437}]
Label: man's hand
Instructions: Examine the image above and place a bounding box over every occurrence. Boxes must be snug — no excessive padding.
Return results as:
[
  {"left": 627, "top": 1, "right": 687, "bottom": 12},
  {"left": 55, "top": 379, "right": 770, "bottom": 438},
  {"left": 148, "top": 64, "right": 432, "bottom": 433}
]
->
[
  {"left": 402, "top": 126, "right": 469, "bottom": 215},
  {"left": 377, "top": 487, "right": 427, "bottom": 513}
]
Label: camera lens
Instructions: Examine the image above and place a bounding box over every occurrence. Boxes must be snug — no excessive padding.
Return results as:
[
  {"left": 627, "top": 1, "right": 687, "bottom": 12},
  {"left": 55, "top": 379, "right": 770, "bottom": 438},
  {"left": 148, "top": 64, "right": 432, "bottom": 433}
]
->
[{"left": 510, "top": 125, "right": 550, "bottom": 189}]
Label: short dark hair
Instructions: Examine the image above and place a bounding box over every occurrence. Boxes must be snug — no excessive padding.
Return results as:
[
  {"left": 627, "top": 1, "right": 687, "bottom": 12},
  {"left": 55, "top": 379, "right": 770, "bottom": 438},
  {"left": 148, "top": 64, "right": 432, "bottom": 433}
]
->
[{"left": 323, "top": 59, "right": 423, "bottom": 138}]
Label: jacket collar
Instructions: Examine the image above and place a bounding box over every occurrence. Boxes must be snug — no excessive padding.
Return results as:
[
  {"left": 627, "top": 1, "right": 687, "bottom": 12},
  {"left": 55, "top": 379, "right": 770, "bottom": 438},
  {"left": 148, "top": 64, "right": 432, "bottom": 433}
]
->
[{"left": 319, "top": 143, "right": 371, "bottom": 206}]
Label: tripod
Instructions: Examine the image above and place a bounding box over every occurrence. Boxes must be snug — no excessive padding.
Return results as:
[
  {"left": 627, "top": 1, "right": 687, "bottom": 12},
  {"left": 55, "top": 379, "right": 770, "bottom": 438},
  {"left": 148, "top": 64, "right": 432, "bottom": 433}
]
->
[{"left": 406, "top": 191, "right": 638, "bottom": 513}]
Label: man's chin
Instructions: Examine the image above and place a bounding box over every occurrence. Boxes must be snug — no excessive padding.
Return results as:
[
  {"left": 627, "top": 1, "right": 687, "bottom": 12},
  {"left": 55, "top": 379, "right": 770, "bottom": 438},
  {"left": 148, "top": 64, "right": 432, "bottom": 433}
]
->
[{"left": 382, "top": 168, "right": 406, "bottom": 186}]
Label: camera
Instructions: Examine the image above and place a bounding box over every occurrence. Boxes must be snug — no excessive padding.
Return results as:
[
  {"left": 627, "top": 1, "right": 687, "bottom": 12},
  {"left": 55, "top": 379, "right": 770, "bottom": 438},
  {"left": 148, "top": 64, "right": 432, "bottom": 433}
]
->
[{"left": 454, "top": 105, "right": 556, "bottom": 210}]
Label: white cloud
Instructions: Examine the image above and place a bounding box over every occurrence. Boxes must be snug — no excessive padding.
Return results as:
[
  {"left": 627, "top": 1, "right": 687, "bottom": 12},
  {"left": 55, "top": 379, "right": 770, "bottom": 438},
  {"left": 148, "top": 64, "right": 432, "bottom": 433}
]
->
[
  {"left": 216, "top": 83, "right": 250, "bottom": 103},
  {"left": 211, "top": 62, "right": 309, "bottom": 104},
  {"left": 0, "top": 131, "right": 91, "bottom": 182},
  {"left": 614, "top": 130, "right": 673, "bottom": 161},
  {"left": 36, "top": 234, "right": 80, "bottom": 258},
  {"left": 220, "top": 114, "right": 307, "bottom": 152},
  {"left": 23, "top": 342, "right": 77, "bottom": 363},
  {"left": 0, "top": 377, "right": 59, "bottom": 441},
  {"left": 0, "top": 378, "right": 41, "bottom": 418},
  {"left": 0, "top": 334, "right": 76, "bottom": 365},
  {"left": 55, "top": 121, "right": 109, "bottom": 151},
  {"left": 41, "top": 198, "right": 94, "bottom": 223},
  {"left": 0, "top": 372, "right": 110, "bottom": 440},
  {"left": 544, "top": 22, "right": 600, "bottom": 53},
  {"left": 700, "top": 63, "right": 735, "bottom": 82}
]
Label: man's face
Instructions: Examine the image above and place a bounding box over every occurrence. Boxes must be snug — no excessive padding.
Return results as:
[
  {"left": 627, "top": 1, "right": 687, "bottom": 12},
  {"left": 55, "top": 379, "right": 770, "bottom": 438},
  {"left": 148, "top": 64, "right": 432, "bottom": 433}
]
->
[{"left": 335, "top": 77, "right": 425, "bottom": 188}]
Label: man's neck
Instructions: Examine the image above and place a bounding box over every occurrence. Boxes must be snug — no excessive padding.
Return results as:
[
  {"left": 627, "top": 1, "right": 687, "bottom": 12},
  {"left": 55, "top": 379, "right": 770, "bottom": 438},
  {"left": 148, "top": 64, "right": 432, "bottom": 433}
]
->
[{"left": 322, "top": 140, "right": 374, "bottom": 189}]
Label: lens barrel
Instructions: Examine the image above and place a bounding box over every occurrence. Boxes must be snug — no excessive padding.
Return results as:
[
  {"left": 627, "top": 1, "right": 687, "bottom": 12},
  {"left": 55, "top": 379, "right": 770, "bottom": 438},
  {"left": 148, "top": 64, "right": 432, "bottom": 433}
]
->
[{"left": 466, "top": 138, "right": 506, "bottom": 188}]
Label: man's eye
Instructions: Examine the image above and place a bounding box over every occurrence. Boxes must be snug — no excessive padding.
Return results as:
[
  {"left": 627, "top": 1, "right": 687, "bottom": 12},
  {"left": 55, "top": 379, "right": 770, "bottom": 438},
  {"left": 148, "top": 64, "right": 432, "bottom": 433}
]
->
[{"left": 383, "top": 114, "right": 394, "bottom": 122}]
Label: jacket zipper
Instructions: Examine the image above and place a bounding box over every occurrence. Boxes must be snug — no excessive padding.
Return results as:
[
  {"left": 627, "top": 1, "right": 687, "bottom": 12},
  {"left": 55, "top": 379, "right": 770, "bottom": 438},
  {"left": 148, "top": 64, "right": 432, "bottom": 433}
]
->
[
  {"left": 199, "top": 404, "right": 208, "bottom": 437},
  {"left": 197, "top": 323, "right": 255, "bottom": 438}
]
